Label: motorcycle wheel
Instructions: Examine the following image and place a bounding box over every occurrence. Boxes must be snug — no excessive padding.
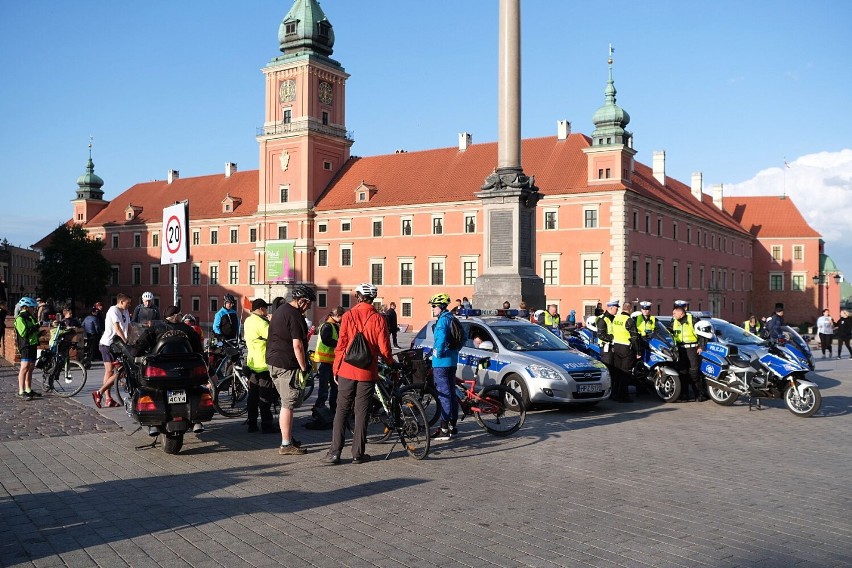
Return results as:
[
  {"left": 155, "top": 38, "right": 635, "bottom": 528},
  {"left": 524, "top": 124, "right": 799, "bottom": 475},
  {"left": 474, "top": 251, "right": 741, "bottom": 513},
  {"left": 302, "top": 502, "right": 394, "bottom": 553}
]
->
[
  {"left": 163, "top": 432, "right": 184, "bottom": 454},
  {"left": 707, "top": 384, "right": 739, "bottom": 406},
  {"left": 784, "top": 384, "right": 821, "bottom": 417},
  {"left": 653, "top": 369, "right": 681, "bottom": 403}
]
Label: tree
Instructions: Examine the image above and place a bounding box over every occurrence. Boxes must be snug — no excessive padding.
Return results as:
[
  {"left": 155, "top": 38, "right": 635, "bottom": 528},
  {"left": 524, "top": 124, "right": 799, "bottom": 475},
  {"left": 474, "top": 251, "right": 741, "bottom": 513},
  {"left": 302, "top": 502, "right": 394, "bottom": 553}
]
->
[{"left": 38, "top": 224, "right": 111, "bottom": 310}]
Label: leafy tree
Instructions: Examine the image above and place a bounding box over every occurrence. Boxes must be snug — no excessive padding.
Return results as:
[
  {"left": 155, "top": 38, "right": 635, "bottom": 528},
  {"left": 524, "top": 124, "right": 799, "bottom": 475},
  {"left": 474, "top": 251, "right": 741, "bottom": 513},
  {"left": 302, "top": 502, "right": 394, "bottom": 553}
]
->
[{"left": 38, "top": 224, "right": 111, "bottom": 310}]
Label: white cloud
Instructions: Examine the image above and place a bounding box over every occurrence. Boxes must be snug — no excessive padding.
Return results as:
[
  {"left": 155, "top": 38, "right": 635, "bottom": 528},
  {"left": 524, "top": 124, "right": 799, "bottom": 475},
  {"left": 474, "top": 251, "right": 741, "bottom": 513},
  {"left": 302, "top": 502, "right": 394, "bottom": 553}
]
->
[{"left": 724, "top": 149, "right": 852, "bottom": 275}]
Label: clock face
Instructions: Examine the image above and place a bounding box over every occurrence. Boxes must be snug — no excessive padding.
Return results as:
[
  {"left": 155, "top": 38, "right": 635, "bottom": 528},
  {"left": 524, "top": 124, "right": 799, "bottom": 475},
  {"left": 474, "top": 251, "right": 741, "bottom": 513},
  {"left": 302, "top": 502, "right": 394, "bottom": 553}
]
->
[
  {"left": 318, "top": 81, "right": 333, "bottom": 105},
  {"left": 279, "top": 80, "right": 296, "bottom": 103}
]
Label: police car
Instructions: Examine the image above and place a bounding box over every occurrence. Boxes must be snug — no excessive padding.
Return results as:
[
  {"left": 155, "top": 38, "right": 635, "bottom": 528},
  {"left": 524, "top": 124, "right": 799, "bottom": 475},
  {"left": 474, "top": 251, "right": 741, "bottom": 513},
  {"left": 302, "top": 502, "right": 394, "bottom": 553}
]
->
[{"left": 412, "top": 309, "right": 611, "bottom": 408}]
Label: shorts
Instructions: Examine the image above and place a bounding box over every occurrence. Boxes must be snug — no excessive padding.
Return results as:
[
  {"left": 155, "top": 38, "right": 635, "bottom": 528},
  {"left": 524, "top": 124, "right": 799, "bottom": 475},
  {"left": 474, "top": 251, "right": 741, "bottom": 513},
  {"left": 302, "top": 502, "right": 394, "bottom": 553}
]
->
[
  {"left": 269, "top": 365, "right": 303, "bottom": 410},
  {"left": 99, "top": 344, "right": 116, "bottom": 363},
  {"left": 19, "top": 345, "right": 37, "bottom": 362}
]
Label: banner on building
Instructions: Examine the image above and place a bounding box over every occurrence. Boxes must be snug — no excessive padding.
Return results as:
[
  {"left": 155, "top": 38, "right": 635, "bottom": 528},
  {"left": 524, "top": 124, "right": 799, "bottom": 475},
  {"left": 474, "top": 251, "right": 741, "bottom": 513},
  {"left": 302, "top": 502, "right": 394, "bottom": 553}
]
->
[
  {"left": 266, "top": 240, "right": 295, "bottom": 283},
  {"left": 161, "top": 202, "right": 189, "bottom": 265}
]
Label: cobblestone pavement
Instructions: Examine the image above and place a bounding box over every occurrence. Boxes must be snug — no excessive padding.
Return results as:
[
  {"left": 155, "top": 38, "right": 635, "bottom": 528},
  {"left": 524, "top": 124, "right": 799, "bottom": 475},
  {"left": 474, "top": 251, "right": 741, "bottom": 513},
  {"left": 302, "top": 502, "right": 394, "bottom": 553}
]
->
[{"left": 1, "top": 351, "right": 850, "bottom": 567}]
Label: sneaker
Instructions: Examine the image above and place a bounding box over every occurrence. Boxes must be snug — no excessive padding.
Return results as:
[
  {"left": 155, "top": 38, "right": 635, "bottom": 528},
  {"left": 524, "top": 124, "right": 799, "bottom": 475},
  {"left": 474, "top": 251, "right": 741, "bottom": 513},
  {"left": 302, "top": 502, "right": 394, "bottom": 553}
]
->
[
  {"left": 279, "top": 444, "right": 307, "bottom": 455},
  {"left": 27, "top": 390, "right": 42, "bottom": 398},
  {"left": 431, "top": 428, "right": 451, "bottom": 441},
  {"left": 91, "top": 391, "right": 103, "bottom": 408},
  {"left": 104, "top": 398, "right": 121, "bottom": 408},
  {"left": 193, "top": 423, "right": 205, "bottom": 434},
  {"left": 322, "top": 453, "right": 341, "bottom": 465},
  {"left": 352, "top": 454, "right": 372, "bottom": 464},
  {"left": 290, "top": 437, "right": 302, "bottom": 448},
  {"left": 23, "top": 392, "right": 35, "bottom": 401},
  {"left": 450, "top": 427, "right": 458, "bottom": 439}
]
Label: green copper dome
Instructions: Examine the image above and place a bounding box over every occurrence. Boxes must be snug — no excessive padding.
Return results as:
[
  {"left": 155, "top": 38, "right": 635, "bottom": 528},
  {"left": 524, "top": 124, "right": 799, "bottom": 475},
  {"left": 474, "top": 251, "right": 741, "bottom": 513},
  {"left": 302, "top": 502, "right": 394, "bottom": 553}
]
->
[
  {"left": 591, "top": 51, "right": 632, "bottom": 147},
  {"left": 278, "top": 0, "right": 334, "bottom": 57},
  {"left": 76, "top": 156, "right": 105, "bottom": 200}
]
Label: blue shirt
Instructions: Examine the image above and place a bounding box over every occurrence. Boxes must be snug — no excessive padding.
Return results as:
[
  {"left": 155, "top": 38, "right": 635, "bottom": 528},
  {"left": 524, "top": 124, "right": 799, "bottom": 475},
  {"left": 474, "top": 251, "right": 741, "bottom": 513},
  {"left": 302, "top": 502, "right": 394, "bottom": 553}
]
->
[{"left": 432, "top": 310, "right": 463, "bottom": 368}]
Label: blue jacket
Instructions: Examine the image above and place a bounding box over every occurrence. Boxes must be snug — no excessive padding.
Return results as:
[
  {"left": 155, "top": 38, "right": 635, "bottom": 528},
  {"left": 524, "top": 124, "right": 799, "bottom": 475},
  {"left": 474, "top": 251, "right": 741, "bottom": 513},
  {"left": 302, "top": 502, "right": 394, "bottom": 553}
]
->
[{"left": 432, "top": 309, "right": 462, "bottom": 368}]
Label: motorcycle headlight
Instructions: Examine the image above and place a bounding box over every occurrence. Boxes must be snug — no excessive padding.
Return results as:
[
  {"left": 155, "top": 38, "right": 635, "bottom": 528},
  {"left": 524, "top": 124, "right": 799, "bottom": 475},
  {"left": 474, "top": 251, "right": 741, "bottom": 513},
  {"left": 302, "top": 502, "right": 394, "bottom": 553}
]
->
[{"left": 526, "top": 364, "right": 564, "bottom": 381}]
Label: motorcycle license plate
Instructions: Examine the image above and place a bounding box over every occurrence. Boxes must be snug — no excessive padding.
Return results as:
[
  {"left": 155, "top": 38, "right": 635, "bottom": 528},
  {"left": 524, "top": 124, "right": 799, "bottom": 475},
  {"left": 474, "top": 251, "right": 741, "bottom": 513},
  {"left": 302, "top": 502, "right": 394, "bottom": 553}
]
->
[
  {"left": 577, "top": 384, "right": 603, "bottom": 393},
  {"left": 167, "top": 389, "right": 187, "bottom": 404}
]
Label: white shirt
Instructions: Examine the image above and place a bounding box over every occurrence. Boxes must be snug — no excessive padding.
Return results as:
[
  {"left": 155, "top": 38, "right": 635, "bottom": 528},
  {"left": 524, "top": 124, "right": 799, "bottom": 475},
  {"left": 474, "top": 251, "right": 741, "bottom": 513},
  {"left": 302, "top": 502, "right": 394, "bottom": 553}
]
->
[
  {"left": 816, "top": 315, "right": 835, "bottom": 335},
  {"left": 100, "top": 305, "right": 130, "bottom": 346}
]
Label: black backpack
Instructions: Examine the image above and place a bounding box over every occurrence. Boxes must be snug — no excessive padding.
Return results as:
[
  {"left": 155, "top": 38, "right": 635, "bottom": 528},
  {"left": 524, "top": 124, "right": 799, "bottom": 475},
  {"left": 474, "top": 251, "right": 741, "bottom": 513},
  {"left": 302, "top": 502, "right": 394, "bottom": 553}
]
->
[
  {"left": 447, "top": 316, "right": 465, "bottom": 350},
  {"left": 344, "top": 313, "right": 377, "bottom": 369},
  {"left": 219, "top": 312, "right": 237, "bottom": 338}
]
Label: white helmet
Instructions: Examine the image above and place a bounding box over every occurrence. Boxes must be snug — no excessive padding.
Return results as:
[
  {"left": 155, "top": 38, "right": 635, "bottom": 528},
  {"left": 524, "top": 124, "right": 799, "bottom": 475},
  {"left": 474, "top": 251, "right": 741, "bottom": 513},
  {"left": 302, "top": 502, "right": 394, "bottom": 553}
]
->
[
  {"left": 354, "top": 283, "right": 378, "bottom": 299},
  {"left": 694, "top": 320, "right": 713, "bottom": 339},
  {"left": 142, "top": 291, "right": 154, "bottom": 301},
  {"left": 585, "top": 315, "right": 598, "bottom": 328}
]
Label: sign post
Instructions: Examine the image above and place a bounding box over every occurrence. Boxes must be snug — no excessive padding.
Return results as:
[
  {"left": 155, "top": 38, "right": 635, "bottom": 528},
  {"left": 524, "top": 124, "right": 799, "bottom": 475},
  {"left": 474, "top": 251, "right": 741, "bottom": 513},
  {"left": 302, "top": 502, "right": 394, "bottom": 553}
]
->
[{"left": 161, "top": 202, "right": 190, "bottom": 307}]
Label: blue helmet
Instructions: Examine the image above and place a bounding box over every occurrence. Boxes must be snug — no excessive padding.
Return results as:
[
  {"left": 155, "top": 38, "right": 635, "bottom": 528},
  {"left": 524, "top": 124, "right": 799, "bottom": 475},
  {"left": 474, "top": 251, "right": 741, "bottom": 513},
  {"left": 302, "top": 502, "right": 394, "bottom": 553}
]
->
[{"left": 19, "top": 297, "right": 38, "bottom": 309}]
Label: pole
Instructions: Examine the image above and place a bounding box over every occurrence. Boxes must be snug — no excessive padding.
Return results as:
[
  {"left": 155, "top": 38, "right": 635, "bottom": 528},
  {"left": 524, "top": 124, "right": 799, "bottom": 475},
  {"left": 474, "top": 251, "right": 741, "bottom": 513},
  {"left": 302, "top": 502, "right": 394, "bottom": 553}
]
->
[{"left": 173, "top": 264, "right": 179, "bottom": 308}]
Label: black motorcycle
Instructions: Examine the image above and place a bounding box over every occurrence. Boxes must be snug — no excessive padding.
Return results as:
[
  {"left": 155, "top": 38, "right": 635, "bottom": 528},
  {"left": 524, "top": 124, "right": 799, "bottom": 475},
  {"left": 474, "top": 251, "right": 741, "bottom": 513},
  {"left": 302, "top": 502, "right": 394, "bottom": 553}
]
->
[{"left": 112, "top": 323, "right": 215, "bottom": 454}]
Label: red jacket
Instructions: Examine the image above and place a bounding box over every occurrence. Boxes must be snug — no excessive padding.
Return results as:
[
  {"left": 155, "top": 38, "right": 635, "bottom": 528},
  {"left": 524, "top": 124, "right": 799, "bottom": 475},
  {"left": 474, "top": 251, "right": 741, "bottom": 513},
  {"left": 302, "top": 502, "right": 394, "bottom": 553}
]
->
[{"left": 333, "top": 302, "right": 393, "bottom": 381}]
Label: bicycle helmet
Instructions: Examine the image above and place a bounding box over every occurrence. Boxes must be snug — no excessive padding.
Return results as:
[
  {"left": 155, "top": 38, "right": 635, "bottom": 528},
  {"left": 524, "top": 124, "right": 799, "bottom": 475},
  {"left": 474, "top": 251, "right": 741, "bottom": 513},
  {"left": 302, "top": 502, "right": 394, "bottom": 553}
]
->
[
  {"left": 354, "top": 283, "right": 377, "bottom": 299},
  {"left": 142, "top": 291, "right": 154, "bottom": 301},
  {"left": 223, "top": 293, "right": 236, "bottom": 304},
  {"left": 427, "top": 293, "right": 450, "bottom": 306},
  {"left": 182, "top": 314, "right": 197, "bottom": 324},
  {"left": 291, "top": 284, "right": 317, "bottom": 302},
  {"left": 694, "top": 320, "right": 713, "bottom": 339},
  {"left": 19, "top": 297, "right": 38, "bottom": 309}
]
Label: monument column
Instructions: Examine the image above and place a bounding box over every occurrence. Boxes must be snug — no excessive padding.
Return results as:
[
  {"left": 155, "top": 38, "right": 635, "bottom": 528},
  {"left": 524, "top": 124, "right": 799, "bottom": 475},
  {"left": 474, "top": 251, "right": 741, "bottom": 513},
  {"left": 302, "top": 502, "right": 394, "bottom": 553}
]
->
[{"left": 472, "top": 0, "right": 545, "bottom": 311}]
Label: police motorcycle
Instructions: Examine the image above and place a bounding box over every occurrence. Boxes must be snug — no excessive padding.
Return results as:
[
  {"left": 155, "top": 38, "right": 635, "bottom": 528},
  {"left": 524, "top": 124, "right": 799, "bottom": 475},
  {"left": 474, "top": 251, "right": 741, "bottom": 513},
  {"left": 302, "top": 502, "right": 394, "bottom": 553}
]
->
[
  {"left": 630, "top": 316, "right": 682, "bottom": 403},
  {"left": 565, "top": 316, "right": 602, "bottom": 359},
  {"left": 111, "top": 322, "right": 215, "bottom": 454},
  {"left": 695, "top": 319, "right": 821, "bottom": 417}
]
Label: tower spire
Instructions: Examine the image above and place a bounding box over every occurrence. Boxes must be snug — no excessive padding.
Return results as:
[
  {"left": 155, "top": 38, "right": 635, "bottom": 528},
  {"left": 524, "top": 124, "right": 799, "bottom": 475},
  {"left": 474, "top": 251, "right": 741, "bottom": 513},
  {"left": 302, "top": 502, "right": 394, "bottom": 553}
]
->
[{"left": 591, "top": 44, "right": 631, "bottom": 148}]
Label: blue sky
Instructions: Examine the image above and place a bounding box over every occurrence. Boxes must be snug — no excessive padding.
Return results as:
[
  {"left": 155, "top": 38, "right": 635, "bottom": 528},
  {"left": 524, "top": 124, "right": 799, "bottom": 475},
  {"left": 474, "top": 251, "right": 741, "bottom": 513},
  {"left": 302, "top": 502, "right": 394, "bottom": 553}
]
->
[{"left": 2, "top": 0, "right": 851, "bottom": 275}]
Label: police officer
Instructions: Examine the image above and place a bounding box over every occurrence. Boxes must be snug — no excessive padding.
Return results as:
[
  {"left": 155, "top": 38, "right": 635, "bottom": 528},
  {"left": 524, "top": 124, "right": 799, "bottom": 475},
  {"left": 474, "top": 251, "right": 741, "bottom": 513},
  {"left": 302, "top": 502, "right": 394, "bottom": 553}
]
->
[
  {"left": 634, "top": 301, "right": 656, "bottom": 338},
  {"left": 537, "top": 304, "right": 561, "bottom": 337},
  {"left": 765, "top": 303, "right": 785, "bottom": 343},
  {"left": 670, "top": 300, "right": 707, "bottom": 402},
  {"left": 743, "top": 314, "right": 764, "bottom": 337},
  {"left": 596, "top": 299, "right": 620, "bottom": 371},
  {"left": 611, "top": 301, "right": 640, "bottom": 402}
]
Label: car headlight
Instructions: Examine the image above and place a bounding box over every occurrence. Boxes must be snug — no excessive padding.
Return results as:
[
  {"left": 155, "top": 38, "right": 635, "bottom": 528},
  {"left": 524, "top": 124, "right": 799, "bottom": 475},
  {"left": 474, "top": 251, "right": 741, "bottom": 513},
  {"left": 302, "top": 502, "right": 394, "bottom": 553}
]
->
[{"left": 526, "top": 364, "right": 564, "bottom": 381}]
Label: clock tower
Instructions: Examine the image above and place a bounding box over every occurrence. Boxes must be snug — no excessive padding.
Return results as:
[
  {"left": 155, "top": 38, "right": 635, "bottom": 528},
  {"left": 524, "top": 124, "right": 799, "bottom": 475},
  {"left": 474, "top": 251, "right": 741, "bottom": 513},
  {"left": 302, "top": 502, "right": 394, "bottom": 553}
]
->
[{"left": 256, "top": 0, "right": 352, "bottom": 290}]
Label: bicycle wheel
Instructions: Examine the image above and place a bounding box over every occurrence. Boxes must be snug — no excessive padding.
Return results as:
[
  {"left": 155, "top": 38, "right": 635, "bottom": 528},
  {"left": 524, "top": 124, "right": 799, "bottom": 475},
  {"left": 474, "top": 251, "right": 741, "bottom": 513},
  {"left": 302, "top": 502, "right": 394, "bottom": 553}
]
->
[
  {"left": 213, "top": 374, "right": 249, "bottom": 417},
  {"left": 302, "top": 373, "right": 315, "bottom": 403},
  {"left": 473, "top": 385, "right": 525, "bottom": 437},
  {"left": 400, "top": 384, "right": 440, "bottom": 427},
  {"left": 350, "top": 397, "right": 395, "bottom": 443},
  {"left": 396, "top": 394, "right": 430, "bottom": 460},
  {"left": 50, "top": 359, "right": 87, "bottom": 398}
]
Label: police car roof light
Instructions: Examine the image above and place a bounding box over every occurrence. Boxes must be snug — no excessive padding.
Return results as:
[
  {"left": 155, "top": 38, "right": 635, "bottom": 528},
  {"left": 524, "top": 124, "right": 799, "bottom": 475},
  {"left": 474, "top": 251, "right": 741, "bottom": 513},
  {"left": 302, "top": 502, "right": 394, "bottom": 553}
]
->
[{"left": 457, "top": 309, "right": 482, "bottom": 318}]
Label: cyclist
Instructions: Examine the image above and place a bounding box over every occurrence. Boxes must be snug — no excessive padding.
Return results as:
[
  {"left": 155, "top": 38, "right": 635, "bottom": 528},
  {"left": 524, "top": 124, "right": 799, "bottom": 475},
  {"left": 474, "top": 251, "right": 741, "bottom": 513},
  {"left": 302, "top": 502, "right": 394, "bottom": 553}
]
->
[
  {"left": 14, "top": 297, "right": 42, "bottom": 400},
  {"left": 94, "top": 293, "right": 131, "bottom": 408},
  {"left": 244, "top": 298, "right": 278, "bottom": 434},
  {"left": 429, "top": 293, "right": 464, "bottom": 441},
  {"left": 325, "top": 283, "right": 393, "bottom": 465},
  {"left": 132, "top": 291, "right": 161, "bottom": 324},
  {"left": 213, "top": 293, "right": 239, "bottom": 341}
]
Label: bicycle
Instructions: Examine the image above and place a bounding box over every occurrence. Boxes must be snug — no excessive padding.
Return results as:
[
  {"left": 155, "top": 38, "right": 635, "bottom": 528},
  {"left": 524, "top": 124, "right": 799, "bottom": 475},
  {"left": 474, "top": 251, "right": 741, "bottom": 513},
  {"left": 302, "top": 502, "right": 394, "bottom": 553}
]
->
[
  {"left": 207, "top": 339, "right": 251, "bottom": 417},
  {"left": 38, "top": 325, "right": 87, "bottom": 398},
  {"left": 350, "top": 361, "right": 431, "bottom": 460}
]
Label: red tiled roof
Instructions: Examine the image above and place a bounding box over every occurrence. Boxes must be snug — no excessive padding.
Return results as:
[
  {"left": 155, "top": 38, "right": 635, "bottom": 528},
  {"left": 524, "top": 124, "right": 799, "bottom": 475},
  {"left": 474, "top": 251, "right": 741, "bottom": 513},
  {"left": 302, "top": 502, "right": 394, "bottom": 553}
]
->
[
  {"left": 86, "top": 170, "right": 259, "bottom": 227},
  {"left": 722, "top": 196, "right": 821, "bottom": 239}
]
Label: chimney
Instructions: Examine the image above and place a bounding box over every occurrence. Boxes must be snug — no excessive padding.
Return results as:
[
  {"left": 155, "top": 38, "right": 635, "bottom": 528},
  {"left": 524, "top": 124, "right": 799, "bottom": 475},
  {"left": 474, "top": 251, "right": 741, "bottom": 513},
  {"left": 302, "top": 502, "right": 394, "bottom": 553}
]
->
[
  {"left": 691, "top": 172, "right": 703, "bottom": 201},
  {"left": 167, "top": 169, "right": 179, "bottom": 184},
  {"left": 225, "top": 162, "right": 237, "bottom": 177},
  {"left": 458, "top": 132, "right": 472, "bottom": 151},
  {"left": 712, "top": 183, "right": 724, "bottom": 209},
  {"left": 652, "top": 150, "right": 666, "bottom": 184},
  {"left": 557, "top": 120, "right": 571, "bottom": 140}
]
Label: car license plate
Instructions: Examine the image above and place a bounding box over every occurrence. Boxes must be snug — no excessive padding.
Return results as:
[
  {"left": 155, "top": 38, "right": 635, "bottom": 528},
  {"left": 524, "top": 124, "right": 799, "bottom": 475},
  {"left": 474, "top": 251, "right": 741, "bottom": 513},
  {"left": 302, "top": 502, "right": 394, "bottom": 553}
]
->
[
  {"left": 167, "top": 389, "right": 187, "bottom": 404},
  {"left": 577, "top": 384, "right": 603, "bottom": 394}
]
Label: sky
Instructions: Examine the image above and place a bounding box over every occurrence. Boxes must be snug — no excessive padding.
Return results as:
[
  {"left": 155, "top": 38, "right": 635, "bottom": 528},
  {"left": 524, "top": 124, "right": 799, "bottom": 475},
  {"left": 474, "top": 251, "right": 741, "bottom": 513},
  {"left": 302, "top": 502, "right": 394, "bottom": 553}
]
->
[{"left": 2, "top": 0, "right": 851, "bottom": 275}]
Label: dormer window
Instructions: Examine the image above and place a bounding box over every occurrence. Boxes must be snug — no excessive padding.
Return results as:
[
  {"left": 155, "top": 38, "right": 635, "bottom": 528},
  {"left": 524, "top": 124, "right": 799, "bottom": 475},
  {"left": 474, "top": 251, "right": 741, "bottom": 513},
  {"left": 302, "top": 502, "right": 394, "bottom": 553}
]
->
[
  {"left": 318, "top": 22, "right": 330, "bottom": 38},
  {"left": 125, "top": 203, "right": 143, "bottom": 221},
  {"left": 285, "top": 21, "right": 297, "bottom": 35},
  {"left": 354, "top": 181, "right": 377, "bottom": 203},
  {"left": 221, "top": 193, "right": 242, "bottom": 213}
]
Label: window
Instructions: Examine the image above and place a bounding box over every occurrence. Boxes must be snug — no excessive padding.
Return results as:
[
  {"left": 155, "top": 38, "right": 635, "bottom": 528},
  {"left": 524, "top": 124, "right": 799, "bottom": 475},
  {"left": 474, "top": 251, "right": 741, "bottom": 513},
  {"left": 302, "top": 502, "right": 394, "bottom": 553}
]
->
[
  {"left": 278, "top": 225, "right": 287, "bottom": 240},
  {"left": 770, "top": 272, "right": 784, "bottom": 291},
  {"left": 192, "top": 265, "right": 201, "bottom": 285},
  {"left": 465, "top": 215, "right": 476, "bottom": 233},
  {"left": 134, "top": 233, "right": 141, "bottom": 248},
  {"left": 771, "top": 245, "right": 782, "bottom": 261},
  {"left": 229, "top": 264, "right": 239, "bottom": 285},
  {"left": 210, "top": 229, "right": 218, "bottom": 245},
  {"left": 402, "top": 300, "right": 412, "bottom": 318},
  {"left": 285, "top": 22, "right": 296, "bottom": 35},
  {"left": 700, "top": 266, "right": 705, "bottom": 289},
  {"left": 210, "top": 298, "right": 219, "bottom": 313},
  {"left": 341, "top": 220, "right": 351, "bottom": 232},
  {"left": 341, "top": 245, "right": 352, "bottom": 267},
  {"left": 341, "top": 293, "right": 351, "bottom": 309},
  {"left": 672, "top": 263, "right": 679, "bottom": 288},
  {"left": 318, "top": 249, "right": 328, "bottom": 267},
  {"left": 583, "top": 207, "right": 598, "bottom": 228},
  {"left": 597, "top": 168, "right": 604, "bottom": 179},
  {"left": 250, "top": 228, "right": 257, "bottom": 243},
  {"left": 687, "top": 226, "right": 692, "bottom": 244},
  {"left": 112, "top": 234, "right": 119, "bottom": 249},
  {"left": 210, "top": 265, "right": 219, "bottom": 285},
  {"left": 370, "top": 262, "right": 383, "bottom": 286},
  {"left": 193, "top": 230, "right": 199, "bottom": 246},
  {"left": 401, "top": 219, "right": 412, "bottom": 236},
  {"left": 230, "top": 228, "right": 238, "bottom": 244},
  {"left": 687, "top": 265, "right": 692, "bottom": 289},
  {"left": 372, "top": 220, "right": 383, "bottom": 237},
  {"left": 110, "top": 265, "right": 119, "bottom": 286},
  {"left": 317, "top": 222, "right": 327, "bottom": 233},
  {"left": 432, "top": 217, "right": 443, "bottom": 235},
  {"left": 322, "top": 111, "right": 329, "bottom": 126},
  {"left": 645, "top": 260, "right": 651, "bottom": 287},
  {"left": 544, "top": 210, "right": 557, "bottom": 230},
  {"left": 544, "top": 258, "right": 559, "bottom": 285},
  {"left": 152, "top": 233, "right": 159, "bottom": 247},
  {"left": 632, "top": 210, "right": 638, "bottom": 230},
  {"left": 132, "top": 265, "right": 141, "bottom": 285},
  {"left": 151, "top": 265, "right": 160, "bottom": 286},
  {"left": 631, "top": 258, "right": 638, "bottom": 286},
  {"left": 656, "top": 261, "right": 663, "bottom": 288},
  {"left": 323, "top": 161, "right": 332, "bottom": 171},
  {"left": 280, "top": 185, "right": 289, "bottom": 203},
  {"left": 645, "top": 213, "right": 650, "bottom": 233},
  {"left": 249, "top": 263, "right": 256, "bottom": 285},
  {"left": 791, "top": 274, "right": 805, "bottom": 292},
  {"left": 430, "top": 259, "right": 445, "bottom": 286},
  {"left": 462, "top": 259, "right": 477, "bottom": 286},
  {"left": 582, "top": 257, "right": 599, "bottom": 286},
  {"left": 657, "top": 218, "right": 663, "bottom": 236},
  {"left": 283, "top": 109, "right": 291, "bottom": 124},
  {"left": 672, "top": 223, "right": 678, "bottom": 241},
  {"left": 400, "top": 262, "right": 413, "bottom": 286},
  {"left": 317, "top": 291, "right": 327, "bottom": 309},
  {"left": 793, "top": 245, "right": 804, "bottom": 261},
  {"left": 192, "top": 297, "right": 200, "bottom": 312}
]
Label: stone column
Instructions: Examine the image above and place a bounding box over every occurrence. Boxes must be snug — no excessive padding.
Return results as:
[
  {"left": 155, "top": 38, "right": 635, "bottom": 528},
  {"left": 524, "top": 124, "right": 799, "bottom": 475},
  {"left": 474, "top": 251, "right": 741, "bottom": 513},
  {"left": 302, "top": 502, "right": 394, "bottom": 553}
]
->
[{"left": 472, "top": 0, "right": 545, "bottom": 312}]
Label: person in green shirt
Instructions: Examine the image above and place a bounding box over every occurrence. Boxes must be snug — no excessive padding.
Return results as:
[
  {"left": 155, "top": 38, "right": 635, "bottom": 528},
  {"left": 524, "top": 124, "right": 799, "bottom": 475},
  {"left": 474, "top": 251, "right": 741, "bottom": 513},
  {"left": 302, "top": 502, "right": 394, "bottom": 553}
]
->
[
  {"left": 244, "top": 298, "right": 277, "bottom": 433},
  {"left": 14, "top": 297, "right": 42, "bottom": 400}
]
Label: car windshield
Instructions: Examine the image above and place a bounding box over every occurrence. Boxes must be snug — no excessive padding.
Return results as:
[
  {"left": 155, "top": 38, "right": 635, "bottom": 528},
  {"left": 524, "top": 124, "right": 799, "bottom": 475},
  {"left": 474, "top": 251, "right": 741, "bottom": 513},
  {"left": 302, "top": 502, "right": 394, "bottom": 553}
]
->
[
  {"left": 490, "top": 323, "right": 568, "bottom": 351},
  {"left": 713, "top": 319, "right": 766, "bottom": 346}
]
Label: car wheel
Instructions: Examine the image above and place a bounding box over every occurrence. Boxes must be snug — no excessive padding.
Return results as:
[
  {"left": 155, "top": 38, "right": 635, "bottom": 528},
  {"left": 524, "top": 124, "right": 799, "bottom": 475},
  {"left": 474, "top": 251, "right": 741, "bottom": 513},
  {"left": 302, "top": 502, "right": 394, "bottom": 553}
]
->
[{"left": 502, "top": 373, "right": 530, "bottom": 411}]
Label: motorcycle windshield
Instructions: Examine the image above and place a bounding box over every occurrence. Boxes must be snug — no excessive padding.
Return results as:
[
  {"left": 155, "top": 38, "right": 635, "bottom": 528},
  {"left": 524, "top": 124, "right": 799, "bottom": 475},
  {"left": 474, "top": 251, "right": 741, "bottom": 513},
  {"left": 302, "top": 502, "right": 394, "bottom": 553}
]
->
[
  {"left": 779, "top": 325, "right": 811, "bottom": 355},
  {"left": 712, "top": 319, "right": 767, "bottom": 347},
  {"left": 649, "top": 322, "right": 676, "bottom": 348}
]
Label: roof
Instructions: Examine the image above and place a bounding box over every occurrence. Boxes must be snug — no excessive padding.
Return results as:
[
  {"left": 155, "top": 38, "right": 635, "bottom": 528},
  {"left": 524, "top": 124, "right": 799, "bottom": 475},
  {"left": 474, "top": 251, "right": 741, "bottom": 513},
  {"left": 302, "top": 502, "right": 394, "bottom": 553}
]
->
[
  {"left": 316, "top": 134, "right": 750, "bottom": 234},
  {"left": 722, "top": 196, "right": 821, "bottom": 238},
  {"left": 85, "top": 170, "right": 259, "bottom": 228}
]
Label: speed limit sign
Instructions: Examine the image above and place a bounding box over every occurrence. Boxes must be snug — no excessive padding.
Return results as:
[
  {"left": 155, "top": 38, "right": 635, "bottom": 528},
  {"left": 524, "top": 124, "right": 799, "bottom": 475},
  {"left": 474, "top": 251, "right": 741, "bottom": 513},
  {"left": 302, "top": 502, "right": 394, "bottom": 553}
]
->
[{"left": 161, "top": 202, "right": 189, "bottom": 264}]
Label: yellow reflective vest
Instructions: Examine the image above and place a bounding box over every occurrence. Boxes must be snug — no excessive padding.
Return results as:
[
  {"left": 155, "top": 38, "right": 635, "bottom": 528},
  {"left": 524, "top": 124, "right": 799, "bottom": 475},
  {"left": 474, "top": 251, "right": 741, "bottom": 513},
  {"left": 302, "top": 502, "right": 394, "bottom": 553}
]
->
[
  {"left": 312, "top": 321, "right": 338, "bottom": 364},
  {"left": 612, "top": 313, "right": 632, "bottom": 345},
  {"left": 671, "top": 314, "right": 697, "bottom": 345},
  {"left": 636, "top": 314, "right": 656, "bottom": 336}
]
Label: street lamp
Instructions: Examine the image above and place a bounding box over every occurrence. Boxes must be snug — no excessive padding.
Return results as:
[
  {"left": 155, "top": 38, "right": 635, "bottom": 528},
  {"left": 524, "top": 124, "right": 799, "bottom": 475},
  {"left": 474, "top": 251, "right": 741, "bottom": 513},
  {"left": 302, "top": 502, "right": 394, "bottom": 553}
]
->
[{"left": 813, "top": 273, "right": 844, "bottom": 312}]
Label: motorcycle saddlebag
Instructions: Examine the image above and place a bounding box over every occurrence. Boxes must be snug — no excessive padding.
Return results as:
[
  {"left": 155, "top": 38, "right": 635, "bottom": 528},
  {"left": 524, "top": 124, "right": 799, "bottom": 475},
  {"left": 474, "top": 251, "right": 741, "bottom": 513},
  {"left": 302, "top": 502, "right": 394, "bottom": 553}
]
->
[{"left": 700, "top": 350, "right": 728, "bottom": 380}]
